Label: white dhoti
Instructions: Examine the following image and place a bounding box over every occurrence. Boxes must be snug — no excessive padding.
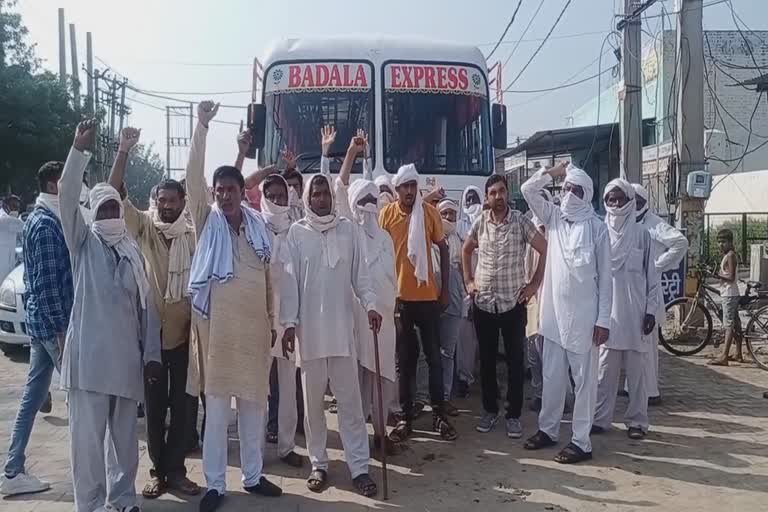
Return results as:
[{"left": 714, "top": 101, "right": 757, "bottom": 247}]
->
[
  {"left": 456, "top": 317, "right": 478, "bottom": 385},
  {"left": 359, "top": 367, "right": 399, "bottom": 437},
  {"left": 276, "top": 357, "right": 299, "bottom": 458},
  {"left": 203, "top": 394, "right": 266, "bottom": 493},
  {"left": 595, "top": 347, "right": 649, "bottom": 431},
  {"left": 538, "top": 338, "right": 598, "bottom": 453},
  {"left": 69, "top": 389, "right": 138, "bottom": 512},
  {"left": 301, "top": 356, "right": 369, "bottom": 478}
]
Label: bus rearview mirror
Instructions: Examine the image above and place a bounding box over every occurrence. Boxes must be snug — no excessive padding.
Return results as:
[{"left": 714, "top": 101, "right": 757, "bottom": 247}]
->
[
  {"left": 492, "top": 103, "right": 507, "bottom": 150},
  {"left": 246, "top": 103, "right": 266, "bottom": 158}
]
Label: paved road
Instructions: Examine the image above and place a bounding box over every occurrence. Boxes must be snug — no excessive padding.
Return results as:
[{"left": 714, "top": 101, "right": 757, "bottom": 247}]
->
[{"left": 1, "top": 344, "right": 767, "bottom": 511}]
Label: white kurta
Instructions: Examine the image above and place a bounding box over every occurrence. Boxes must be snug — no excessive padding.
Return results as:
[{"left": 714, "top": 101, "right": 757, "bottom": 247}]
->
[
  {"left": 269, "top": 229, "right": 295, "bottom": 361},
  {"left": 335, "top": 180, "right": 397, "bottom": 382},
  {"left": 280, "top": 217, "right": 377, "bottom": 364},
  {"left": 521, "top": 170, "right": 612, "bottom": 354},
  {"left": 606, "top": 228, "right": 660, "bottom": 351},
  {"left": 0, "top": 211, "right": 22, "bottom": 281}
]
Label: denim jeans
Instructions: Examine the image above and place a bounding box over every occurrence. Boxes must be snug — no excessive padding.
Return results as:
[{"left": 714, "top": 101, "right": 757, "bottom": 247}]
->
[{"left": 4, "top": 337, "right": 60, "bottom": 477}]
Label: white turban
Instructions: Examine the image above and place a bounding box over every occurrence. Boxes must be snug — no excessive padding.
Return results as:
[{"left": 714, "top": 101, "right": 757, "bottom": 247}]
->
[
  {"left": 89, "top": 183, "right": 150, "bottom": 309},
  {"left": 303, "top": 174, "right": 340, "bottom": 268},
  {"left": 559, "top": 164, "right": 596, "bottom": 222},
  {"left": 392, "top": 164, "right": 429, "bottom": 286},
  {"left": 603, "top": 178, "right": 639, "bottom": 272},
  {"left": 632, "top": 183, "right": 650, "bottom": 220},
  {"left": 348, "top": 179, "right": 380, "bottom": 239}
]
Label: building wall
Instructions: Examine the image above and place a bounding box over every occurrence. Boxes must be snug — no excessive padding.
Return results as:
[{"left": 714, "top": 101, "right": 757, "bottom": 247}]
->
[{"left": 570, "top": 30, "right": 768, "bottom": 176}]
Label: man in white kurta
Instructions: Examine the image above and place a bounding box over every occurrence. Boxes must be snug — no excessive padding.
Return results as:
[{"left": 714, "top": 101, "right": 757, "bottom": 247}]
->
[
  {"left": 280, "top": 173, "right": 382, "bottom": 497},
  {"left": 631, "top": 183, "right": 688, "bottom": 404},
  {"left": 0, "top": 196, "right": 23, "bottom": 282},
  {"left": 261, "top": 174, "right": 303, "bottom": 468},
  {"left": 334, "top": 173, "right": 398, "bottom": 438},
  {"left": 593, "top": 179, "right": 659, "bottom": 439},
  {"left": 521, "top": 162, "right": 612, "bottom": 463}
]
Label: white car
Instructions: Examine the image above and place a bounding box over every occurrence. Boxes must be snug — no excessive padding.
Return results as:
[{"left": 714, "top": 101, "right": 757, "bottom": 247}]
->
[{"left": 0, "top": 260, "right": 30, "bottom": 354}]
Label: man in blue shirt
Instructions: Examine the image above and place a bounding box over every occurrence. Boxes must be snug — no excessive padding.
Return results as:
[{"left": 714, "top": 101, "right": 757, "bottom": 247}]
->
[{"left": 0, "top": 161, "right": 74, "bottom": 496}]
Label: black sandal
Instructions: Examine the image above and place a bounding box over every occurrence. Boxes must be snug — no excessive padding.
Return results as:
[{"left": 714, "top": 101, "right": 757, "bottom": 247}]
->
[
  {"left": 524, "top": 430, "right": 557, "bottom": 450},
  {"left": 554, "top": 442, "right": 593, "bottom": 464},
  {"left": 388, "top": 420, "right": 411, "bottom": 443},
  {"left": 352, "top": 473, "right": 378, "bottom": 497},
  {"left": 433, "top": 414, "right": 458, "bottom": 441},
  {"left": 307, "top": 469, "right": 328, "bottom": 492}
]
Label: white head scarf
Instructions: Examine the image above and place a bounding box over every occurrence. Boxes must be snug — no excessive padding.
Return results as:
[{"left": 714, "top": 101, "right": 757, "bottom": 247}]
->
[
  {"left": 437, "top": 198, "right": 462, "bottom": 265},
  {"left": 461, "top": 185, "right": 484, "bottom": 220},
  {"left": 348, "top": 179, "right": 382, "bottom": 263},
  {"left": 90, "top": 183, "right": 150, "bottom": 309},
  {"left": 303, "top": 174, "right": 340, "bottom": 268},
  {"left": 560, "top": 164, "right": 596, "bottom": 223},
  {"left": 260, "top": 176, "right": 292, "bottom": 235},
  {"left": 374, "top": 175, "right": 395, "bottom": 211},
  {"left": 35, "top": 193, "right": 60, "bottom": 219},
  {"left": 632, "top": 183, "right": 650, "bottom": 221},
  {"left": 603, "top": 178, "right": 639, "bottom": 272},
  {"left": 392, "top": 164, "right": 429, "bottom": 286}
]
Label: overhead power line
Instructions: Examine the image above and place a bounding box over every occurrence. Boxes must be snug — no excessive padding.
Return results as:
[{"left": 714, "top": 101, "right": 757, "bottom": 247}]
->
[
  {"left": 501, "top": 0, "right": 546, "bottom": 72},
  {"left": 484, "top": 0, "right": 524, "bottom": 61},
  {"left": 507, "top": 0, "right": 574, "bottom": 87},
  {"left": 505, "top": 66, "right": 614, "bottom": 93}
]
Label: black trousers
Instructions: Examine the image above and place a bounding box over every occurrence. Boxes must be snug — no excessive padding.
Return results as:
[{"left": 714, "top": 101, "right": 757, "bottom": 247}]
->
[
  {"left": 473, "top": 303, "right": 526, "bottom": 419},
  {"left": 144, "top": 342, "right": 191, "bottom": 480},
  {"left": 397, "top": 300, "right": 444, "bottom": 419}
]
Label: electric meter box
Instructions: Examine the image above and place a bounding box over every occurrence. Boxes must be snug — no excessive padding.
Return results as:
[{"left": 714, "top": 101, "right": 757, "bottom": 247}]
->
[{"left": 686, "top": 170, "right": 712, "bottom": 199}]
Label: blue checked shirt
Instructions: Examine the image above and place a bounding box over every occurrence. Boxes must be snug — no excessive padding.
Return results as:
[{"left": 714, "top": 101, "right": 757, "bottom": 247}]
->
[{"left": 23, "top": 206, "right": 74, "bottom": 340}]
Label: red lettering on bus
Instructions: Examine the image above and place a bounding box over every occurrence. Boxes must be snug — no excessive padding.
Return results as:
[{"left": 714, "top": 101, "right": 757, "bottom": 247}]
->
[
  {"left": 390, "top": 65, "right": 401, "bottom": 88},
  {"left": 437, "top": 66, "right": 448, "bottom": 89},
  {"left": 413, "top": 66, "right": 425, "bottom": 88},
  {"left": 458, "top": 68, "right": 469, "bottom": 90},
  {"left": 401, "top": 66, "right": 413, "bottom": 88},
  {"left": 327, "top": 65, "right": 341, "bottom": 87},
  {"left": 288, "top": 65, "right": 302, "bottom": 88},
  {"left": 354, "top": 65, "right": 368, "bottom": 87},
  {"left": 315, "top": 65, "right": 329, "bottom": 87},
  {"left": 447, "top": 67, "right": 458, "bottom": 89},
  {"left": 425, "top": 67, "right": 436, "bottom": 89},
  {"left": 300, "top": 66, "right": 314, "bottom": 87}
]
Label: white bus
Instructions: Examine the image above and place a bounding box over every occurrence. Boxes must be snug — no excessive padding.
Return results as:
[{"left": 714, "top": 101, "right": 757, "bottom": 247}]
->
[{"left": 247, "top": 36, "right": 507, "bottom": 198}]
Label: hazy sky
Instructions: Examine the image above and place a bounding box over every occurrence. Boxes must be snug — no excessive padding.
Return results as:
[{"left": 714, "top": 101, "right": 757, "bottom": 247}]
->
[{"left": 19, "top": 0, "right": 764, "bottom": 180}]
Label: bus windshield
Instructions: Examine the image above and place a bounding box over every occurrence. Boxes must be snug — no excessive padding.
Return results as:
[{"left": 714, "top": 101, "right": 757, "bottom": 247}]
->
[
  {"left": 382, "top": 62, "right": 491, "bottom": 176},
  {"left": 260, "top": 61, "right": 374, "bottom": 173}
]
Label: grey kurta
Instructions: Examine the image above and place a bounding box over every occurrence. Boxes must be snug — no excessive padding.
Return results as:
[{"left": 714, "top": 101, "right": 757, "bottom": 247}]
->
[{"left": 59, "top": 148, "right": 162, "bottom": 403}]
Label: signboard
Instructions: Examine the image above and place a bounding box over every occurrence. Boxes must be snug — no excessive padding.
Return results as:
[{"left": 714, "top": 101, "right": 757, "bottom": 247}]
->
[
  {"left": 384, "top": 63, "right": 487, "bottom": 97},
  {"left": 265, "top": 62, "right": 372, "bottom": 94},
  {"left": 661, "top": 256, "right": 687, "bottom": 305}
]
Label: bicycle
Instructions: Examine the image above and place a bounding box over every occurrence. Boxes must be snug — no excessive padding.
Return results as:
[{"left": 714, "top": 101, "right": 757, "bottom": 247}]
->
[{"left": 659, "top": 265, "right": 768, "bottom": 369}]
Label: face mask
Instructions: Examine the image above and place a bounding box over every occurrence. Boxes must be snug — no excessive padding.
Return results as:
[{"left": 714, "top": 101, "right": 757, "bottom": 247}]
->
[
  {"left": 288, "top": 187, "right": 302, "bottom": 207},
  {"left": 8, "top": 211, "right": 19, "bottom": 218},
  {"left": 605, "top": 200, "right": 635, "bottom": 230},
  {"left": 379, "top": 191, "right": 394, "bottom": 208},
  {"left": 559, "top": 191, "right": 592, "bottom": 221},
  {"left": 465, "top": 203, "right": 482, "bottom": 218},
  {"left": 442, "top": 219, "right": 457, "bottom": 235},
  {"left": 91, "top": 218, "right": 127, "bottom": 246},
  {"left": 357, "top": 202, "right": 378, "bottom": 214}
]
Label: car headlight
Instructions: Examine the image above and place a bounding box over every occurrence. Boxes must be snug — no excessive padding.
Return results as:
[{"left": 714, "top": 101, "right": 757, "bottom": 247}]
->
[{"left": 0, "top": 279, "right": 16, "bottom": 309}]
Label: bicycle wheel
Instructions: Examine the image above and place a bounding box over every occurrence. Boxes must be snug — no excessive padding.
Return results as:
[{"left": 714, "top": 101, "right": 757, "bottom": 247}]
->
[
  {"left": 660, "top": 297, "right": 713, "bottom": 356},
  {"left": 745, "top": 305, "right": 768, "bottom": 371}
]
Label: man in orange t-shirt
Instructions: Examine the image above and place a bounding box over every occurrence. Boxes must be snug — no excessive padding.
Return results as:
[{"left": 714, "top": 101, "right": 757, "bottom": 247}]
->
[{"left": 379, "top": 164, "right": 456, "bottom": 442}]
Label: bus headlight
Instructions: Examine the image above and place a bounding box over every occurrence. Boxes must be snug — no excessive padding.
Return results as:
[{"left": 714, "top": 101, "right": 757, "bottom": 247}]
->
[{"left": 0, "top": 279, "right": 17, "bottom": 309}]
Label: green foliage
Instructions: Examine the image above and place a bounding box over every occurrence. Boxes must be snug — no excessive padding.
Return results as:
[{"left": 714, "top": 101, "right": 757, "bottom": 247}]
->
[
  {"left": 0, "top": 0, "right": 164, "bottom": 207},
  {"left": 705, "top": 216, "right": 768, "bottom": 266},
  {"left": 123, "top": 144, "right": 164, "bottom": 210}
]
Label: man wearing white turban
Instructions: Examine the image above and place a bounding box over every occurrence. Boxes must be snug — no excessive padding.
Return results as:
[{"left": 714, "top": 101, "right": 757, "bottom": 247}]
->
[
  {"left": 592, "top": 179, "right": 659, "bottom": 440},
  {"left": 333, "top": 134, "right": 399, "bottom": 451},
  {"left": 630, "top": 183, "right": 688, "bottom": 404},
  {"left": 280, "top": 173, "right": 382, "bottom": 497},
  {"left": 58, "top": 120, "right": 163, "bottom": 512},
  {"left": 379, "top": 164, "right": 457, "bottom": 443},
  {"left": 521, "top": 161, "right": 612, "bottom": 464}
]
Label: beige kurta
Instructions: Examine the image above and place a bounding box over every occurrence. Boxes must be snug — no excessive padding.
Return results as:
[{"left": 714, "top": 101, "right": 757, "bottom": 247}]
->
[{"left": 184, "top": 122, "right": 273, "bottom": 405}]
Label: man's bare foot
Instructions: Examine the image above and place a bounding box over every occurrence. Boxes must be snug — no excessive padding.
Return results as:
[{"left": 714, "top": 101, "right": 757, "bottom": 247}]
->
[
  {"left": 709, "top": 358, "right": 729, "bottom": 366},
  {"left": 728, "top": 354, "right": 745, "bottom": 363}
]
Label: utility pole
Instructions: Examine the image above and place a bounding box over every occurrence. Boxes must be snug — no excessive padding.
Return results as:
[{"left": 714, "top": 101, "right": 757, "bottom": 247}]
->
[
  {"left": 86, "top": 32, "right": 94, "bottom": 113},
  {"left": 58, "top": 8, "right": 66, "bottom": 84},
  {"left": 69, "top": 24, "right": 80, "bottom": 109},
  {"left": 617, "top": 0, "right": 652, "bottom": 183},
  {"left": 675, "top": 0, "right": 706, "bottom": 276},
  {"left": 165, "top": 105, "right": 193, "bottom": 179}
]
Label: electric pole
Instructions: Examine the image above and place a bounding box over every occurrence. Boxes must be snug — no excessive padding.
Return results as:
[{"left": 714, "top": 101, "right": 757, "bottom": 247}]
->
[
  {"left": 58, "top": 8, "right": 66, "bottom": 84},
  {"left": 69, "top": 23, "right": 80, "bottom": 110},
  {"left": 165, "top": 105, "right": 193, "bottom": 179},
  {"left": 617, "top": 0, "right": 652, "bottom": 183},
  {"left": 675, "top": 0, "right": 706, "bottom": 276},
  {"left": 86, "top": 32, "right": 94, "bottom": 113}
]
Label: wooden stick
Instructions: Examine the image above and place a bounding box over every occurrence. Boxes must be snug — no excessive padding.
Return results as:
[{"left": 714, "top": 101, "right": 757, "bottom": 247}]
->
[{"left": 372, "top": 328, "right": 389, "bottom": 500}]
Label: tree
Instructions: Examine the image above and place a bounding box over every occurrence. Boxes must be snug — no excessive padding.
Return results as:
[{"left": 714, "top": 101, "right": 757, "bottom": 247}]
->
[
  {"left": 0, "top": 0, "right": 165, "bottom": 207},
  {"left": 123, "top": 143, "right": 164, "bottom": 210}
]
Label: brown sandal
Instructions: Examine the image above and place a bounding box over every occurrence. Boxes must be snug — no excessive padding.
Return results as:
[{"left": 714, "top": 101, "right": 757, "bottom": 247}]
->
[
  {"left": 554, "top": 442, "right": 593, "bottom": 464},
  {"left": 524, "top": 430, "right": 557, "bottom": 450},
  {"left": 141, "top": 477, "right": 166, "bottom": 499},
  {"left": 388, "top": 420, "right": 411, "bottom": 443},
  {"left": 353, "top": 473, "right": 378, "bottom": 497},
  {"left": 433, "top": 414, "right": 458, "bottom": 441},
  {"left": 307, "top": 469, "right": 328, "bottom": 492}
]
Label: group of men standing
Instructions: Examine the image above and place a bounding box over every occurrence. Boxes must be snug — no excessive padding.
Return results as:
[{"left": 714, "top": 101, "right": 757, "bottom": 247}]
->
[{"left": 0, "top": 98, "right": 688, "bottom": 511}]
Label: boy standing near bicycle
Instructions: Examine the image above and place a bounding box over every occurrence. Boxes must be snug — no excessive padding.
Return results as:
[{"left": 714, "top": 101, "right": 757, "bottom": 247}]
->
[{"left": 710, "top": 229, "right": 742, "bottom": 366}]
